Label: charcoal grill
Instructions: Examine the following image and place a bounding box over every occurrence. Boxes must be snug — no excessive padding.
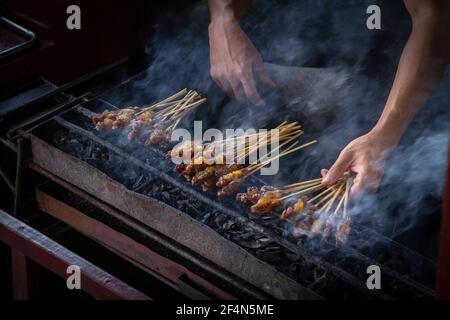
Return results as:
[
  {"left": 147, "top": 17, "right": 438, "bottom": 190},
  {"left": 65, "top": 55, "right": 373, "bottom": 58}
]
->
[
  {"left": 0, "top": 62, "right": 437, "bottom": 299},
  {"left": 0, "top": 0, "right": 447, "bottom": 300}
]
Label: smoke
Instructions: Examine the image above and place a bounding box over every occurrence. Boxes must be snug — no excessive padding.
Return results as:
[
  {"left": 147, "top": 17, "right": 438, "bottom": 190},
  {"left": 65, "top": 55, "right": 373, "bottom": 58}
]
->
[{"left": 101, "top": 0, "right": 449, "bottom": 259}]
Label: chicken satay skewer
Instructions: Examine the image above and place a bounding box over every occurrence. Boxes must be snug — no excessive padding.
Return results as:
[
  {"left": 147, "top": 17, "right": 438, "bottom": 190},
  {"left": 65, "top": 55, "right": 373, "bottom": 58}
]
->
[
  {"left": 335, "top": 179, "right": 352, "bottom": 247},
  {"left": 309, "top": 183, "right": 345, "bottom": 237}
]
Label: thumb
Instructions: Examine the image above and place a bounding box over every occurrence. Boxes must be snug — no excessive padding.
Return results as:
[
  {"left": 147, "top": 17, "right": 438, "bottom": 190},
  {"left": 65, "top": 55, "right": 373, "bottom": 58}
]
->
[{"left": 323, "top": 150, "right": 352, "bottom": 186}]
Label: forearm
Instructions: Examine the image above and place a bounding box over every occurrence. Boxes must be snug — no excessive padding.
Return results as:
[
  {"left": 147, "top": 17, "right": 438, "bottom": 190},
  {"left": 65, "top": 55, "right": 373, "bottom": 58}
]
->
[
  {"left": 370, "top": 1, "right": 450, "bottom": 148},
  {"left": 208, "top": 0, "right": 251, "bottom": 24}
]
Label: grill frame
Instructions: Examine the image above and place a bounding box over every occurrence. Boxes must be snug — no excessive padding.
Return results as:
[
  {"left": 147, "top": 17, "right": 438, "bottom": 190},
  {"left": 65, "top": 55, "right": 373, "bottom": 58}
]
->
[{"left": 13, "top": 91, "right": 435, "bottom": 300}]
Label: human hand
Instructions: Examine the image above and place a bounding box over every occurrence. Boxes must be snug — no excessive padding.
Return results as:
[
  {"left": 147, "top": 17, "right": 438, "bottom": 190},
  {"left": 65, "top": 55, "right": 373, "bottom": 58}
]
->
[
  {"left": 321, "top": 133, "right": 395, "bottom": 198},
  {"left": 208, "top": 19, "right": 276, "bottom": 106}
]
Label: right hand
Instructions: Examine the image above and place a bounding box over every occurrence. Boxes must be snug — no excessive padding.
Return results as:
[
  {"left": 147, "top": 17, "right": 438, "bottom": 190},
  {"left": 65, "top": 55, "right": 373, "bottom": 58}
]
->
[{"left": 208, "top": 19, "right": 276, "bottom": 106}]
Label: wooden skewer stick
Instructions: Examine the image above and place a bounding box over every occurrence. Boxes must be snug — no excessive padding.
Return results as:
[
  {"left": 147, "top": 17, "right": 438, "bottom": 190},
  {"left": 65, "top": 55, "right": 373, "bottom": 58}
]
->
[
  {"left": 135, "top": 88, "right": 188, "bottom": 116},
  {"left": 343, "top": 178, "right": 351, "bottom": 218},
  {"left": 307, "top": 186, "right": 335, "bottom": 203},
  {"left": 158, "top": 91, "right": 197, "bottom": 119},
  {"left": 283, "top": 178, "right": 323, "bottom": 189},
  {"left": 246, "top": 141, "right": 300, "bottom": 173},
  {"left": 282, "top": 181, "right": 322, "bottom": 193},
  {"left": 169, "top": 98, "right": 207, "bottom": 120},
  {"left": 322, "top": 183, "right": 345, "bottom": 214},
  {"left": 313, "top": 189, "right": 337, "bottom": 207},
  {"left": 279, "top": 183, "right": 325, "bottom": 201},
  {"left": 238, "top": 133, "right": 302, "bottom": 165},
  {"left": 249, "top": 139, "right": 317, "bottom": 173},
  {"left": 333, "top": 190, "right": 346, "bottom": 216}
]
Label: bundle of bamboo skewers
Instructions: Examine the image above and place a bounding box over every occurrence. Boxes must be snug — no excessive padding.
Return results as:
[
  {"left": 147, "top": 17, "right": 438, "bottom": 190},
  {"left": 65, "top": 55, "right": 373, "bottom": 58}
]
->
[
  {"left": 167, "top": 122, "right": 317, "bottom": 198},
  {"left": 92, "top": 88, "right": 206, "bottom": 147},
  {"left": 236, "top": 174, "right": 352, "bottom": 247}
]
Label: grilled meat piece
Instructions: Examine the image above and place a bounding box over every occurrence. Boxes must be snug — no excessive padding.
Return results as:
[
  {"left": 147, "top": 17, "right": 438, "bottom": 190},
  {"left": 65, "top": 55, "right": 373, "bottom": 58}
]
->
[
  {"left": 145, "top": 128, "right": 166, "bottom": 146},
  {"left": 217, "top": 179, "right": 243, "bottom": 198},
  {"left": 335, "top": 216, "right": 350, "bottom": 247},
  {"left": 167, "top": 141, "right": 203, "bottom": 160},
  {"left": 236, "top": 186, "right": 260, "bottom": 204},
  {"left": 192, "top": 166, "right": 215, "bottom": 185},
  {"left": 128, "top": 110, "right": 154, "bottom": 140},
  {"left": 202, "top": 177, "right": 218, "bottom": 192},
  {"left": 214, "top": 163, "right": 240, "bottom": 177},
  {"left": 216, "top": 169, "right": 246, "bottom": 188},
  {"left": 92, "top": 110, "right": 116, "bottom": 131},
  {"left": 250, "top": 196, "right": 282, "bottom": 214},
  {"left": 280, "top": 198, "right": 306, "bottom": 221},
  {"left": 111, "top": 107, "right": 139, "bottom": 130},
  {"left": 175, "top": 163, "right": 186, "bottom": 174}
]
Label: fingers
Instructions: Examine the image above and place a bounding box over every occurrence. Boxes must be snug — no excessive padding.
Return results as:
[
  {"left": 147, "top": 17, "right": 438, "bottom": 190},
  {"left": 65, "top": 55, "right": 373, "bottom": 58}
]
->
[
  {"left": 320, "top": 168, "right": 328, "bottom": 178},
  {"left": 211, "top": 67, "right": 235, "bottom": 98},
  {"left": 322, "top": 150, "right": 352, "bottom": 186},
  {"left": 228, "top": 75, "right": 246, "bottom": 101},
  {"left": 239, "top": 69, "right": 264, "bottom": 106},
  {"left": 254, "top": 60, "right": 277, "bottom": 90},
  {"left": 350, "top": 166, "right": 382, "bottom": 198},
  {"left": 211, "top": 63, "right": 271, "bottom": 106}
]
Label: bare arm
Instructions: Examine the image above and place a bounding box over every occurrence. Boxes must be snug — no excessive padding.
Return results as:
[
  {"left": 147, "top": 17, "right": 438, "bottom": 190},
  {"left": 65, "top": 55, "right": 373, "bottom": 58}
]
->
[
  {"left": 323, "top": 0, "right": 450, "bottom": 196},
  {"left": 208, "top": 0, "right": 251, "bottom": 22},
  {"left": 208, "top": 0, "right": 276, "bottom": 106}
]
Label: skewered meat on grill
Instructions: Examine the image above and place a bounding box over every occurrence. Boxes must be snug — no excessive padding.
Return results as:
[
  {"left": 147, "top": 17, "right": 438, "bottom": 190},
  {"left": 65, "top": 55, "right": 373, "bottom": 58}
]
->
[
  {"left": 250, "top": 196, "right": 282, "bottom": 214},
  {"left": 214, "top": 163, "right": 240, "bottom": 177},
  {"left": 201, "top": 177, "right": 217, "bottom": 192},
  {"left": 112, "top": 107, "right": 140, "bottom": 130},
  {"left": 146, "top": 128, "right": 167, "bottom": 146},
  {"left": 92, "top": 89, "right": 207, "bottom": 150},
  {"left": 92, "top": 110, "right": 116, "bottom": 131},
  {"left": 322, "top": 216, "right": 335, "bottom": 239},
  {"left": 236, "top": 186, "right": 261, "bottom": 204},
  {"left": 192, "top": 166, "right": 216, "bottom": 185},
  {"left": 236, "top": 185, "right": 280, "bottom": 206},
  {"left": 309, "top": 216, "right": 326, "bottom": 238},
  {"left": 335, "top": 216, "right": 350, "bottom": 247},
  {"left": 92, "top": 107, "right": 139, "bottom": 131},
  {"left": 217, "top": 179, "right": 244, "bottom": 198},
  {"left": 280, "top": 197, "right": 306, "bottom": 220},
  {"left": 292, "top": 209, "right": 317, "bottom": 236},
  {"left": 216, "top": 169, "right": 247, "bottom": 188},
  {"left": 128, "top": 110, "right": 154, "bottom": 140},
  {"left": 167, "top": 141, "right": 203, "bottom": 160}
]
